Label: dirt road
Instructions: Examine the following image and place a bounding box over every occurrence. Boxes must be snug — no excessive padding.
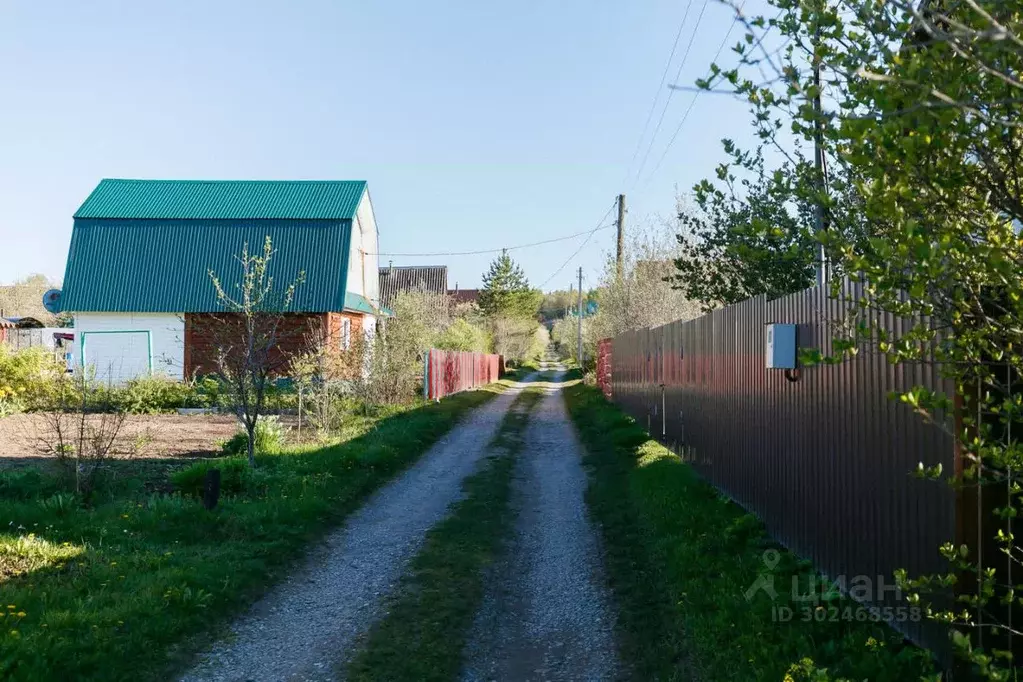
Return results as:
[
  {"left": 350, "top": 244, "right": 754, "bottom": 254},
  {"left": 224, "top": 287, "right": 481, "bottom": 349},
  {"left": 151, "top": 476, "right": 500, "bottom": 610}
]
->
[
  {"left": 462, "top": 368, "right": 621, "bottom": 681},
  {"left": 181, "top": 378, "right": 535, "bottom": 682}
]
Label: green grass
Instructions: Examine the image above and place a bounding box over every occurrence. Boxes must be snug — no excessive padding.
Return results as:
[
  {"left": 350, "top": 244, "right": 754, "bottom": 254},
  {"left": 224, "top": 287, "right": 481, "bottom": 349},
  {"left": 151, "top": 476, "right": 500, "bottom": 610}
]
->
[
  {"left": 563, "top": 383, "right": 937, "bottom": 682},
  {"left": 0, "top": 388, "right": 500, "bottom": 681},
  {"left": 345, "top": 386, "right": 544, "bottom": 682}
]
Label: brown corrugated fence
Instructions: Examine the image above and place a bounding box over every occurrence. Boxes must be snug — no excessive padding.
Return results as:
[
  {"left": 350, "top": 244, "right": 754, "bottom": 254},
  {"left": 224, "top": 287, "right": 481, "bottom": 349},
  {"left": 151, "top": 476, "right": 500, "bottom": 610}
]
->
[{"left": 609, "top": 280, "right": 956, "bottom": 655}]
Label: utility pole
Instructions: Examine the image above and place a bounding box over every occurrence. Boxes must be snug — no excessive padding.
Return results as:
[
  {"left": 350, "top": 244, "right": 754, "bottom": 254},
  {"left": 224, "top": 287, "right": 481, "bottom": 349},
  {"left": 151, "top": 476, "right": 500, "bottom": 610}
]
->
[
  {"left": 616, "top": 193, "right": 626, "bottom": 276},
  {"left": 812, "top": 29, "right": 829, "bottom": 288},
  {"left": 577, "top": 267, "right": 584, "bottom": 366}
]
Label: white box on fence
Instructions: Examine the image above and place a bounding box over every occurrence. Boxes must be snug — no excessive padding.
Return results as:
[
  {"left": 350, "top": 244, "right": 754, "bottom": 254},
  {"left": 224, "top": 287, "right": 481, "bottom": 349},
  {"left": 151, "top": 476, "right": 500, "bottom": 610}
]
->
[{"left": 765, "top": 323, "right": 797, "bottom": 369}]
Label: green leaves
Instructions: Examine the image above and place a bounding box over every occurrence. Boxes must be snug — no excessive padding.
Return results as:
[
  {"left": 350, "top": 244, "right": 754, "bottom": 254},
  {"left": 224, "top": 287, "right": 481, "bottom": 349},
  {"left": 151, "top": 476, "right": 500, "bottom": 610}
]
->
[{"left": 478, "top": 251, "right": 541, "bottom": 320}]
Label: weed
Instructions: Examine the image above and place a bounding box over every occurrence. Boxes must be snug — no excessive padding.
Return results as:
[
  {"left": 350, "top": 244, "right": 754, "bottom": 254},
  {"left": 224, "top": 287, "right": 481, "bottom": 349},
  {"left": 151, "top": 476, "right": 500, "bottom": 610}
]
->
[{"left": 219, "top": 416, "right": 287, "bottom": 457}]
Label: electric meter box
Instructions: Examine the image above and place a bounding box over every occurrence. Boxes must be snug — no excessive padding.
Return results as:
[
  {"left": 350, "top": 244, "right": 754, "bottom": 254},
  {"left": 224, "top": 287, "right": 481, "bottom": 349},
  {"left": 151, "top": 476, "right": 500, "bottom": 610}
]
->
[{"left": 766, "top": 323, "right": 797, "bottom": 369}]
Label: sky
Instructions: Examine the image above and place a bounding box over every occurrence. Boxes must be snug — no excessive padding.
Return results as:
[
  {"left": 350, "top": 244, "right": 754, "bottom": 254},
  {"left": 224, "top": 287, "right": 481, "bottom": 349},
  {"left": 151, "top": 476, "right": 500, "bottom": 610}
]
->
[{"left": 0, "top": 0, "right": 765, "bottom": 292}]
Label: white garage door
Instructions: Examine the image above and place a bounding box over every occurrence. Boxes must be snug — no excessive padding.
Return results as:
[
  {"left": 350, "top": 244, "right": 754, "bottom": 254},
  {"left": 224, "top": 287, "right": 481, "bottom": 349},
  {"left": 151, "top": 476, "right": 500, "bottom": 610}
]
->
[{"left": 81, "top": 331, "right": 151, "bottom": 384}]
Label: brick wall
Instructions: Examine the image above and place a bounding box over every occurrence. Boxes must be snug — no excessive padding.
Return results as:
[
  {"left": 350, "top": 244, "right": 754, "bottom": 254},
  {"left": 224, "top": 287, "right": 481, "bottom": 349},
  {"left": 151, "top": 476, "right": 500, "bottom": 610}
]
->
[{"left": 184, "top": 312, "right": 353, "bottom": 378}]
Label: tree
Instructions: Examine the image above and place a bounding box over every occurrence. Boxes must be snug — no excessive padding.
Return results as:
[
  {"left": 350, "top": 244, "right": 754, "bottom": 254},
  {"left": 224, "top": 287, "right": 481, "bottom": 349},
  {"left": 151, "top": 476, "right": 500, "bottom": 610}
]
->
[
  {"left": 539, "top": 289, "right": 577, "bottom": 322},
  {"left": 478, "top": 250, "right": 542, "bottom": 319},
  {"left": 0, "top": 274, "right": 61, "bottom": 325},
  {"left": 590, "top": 221, "right": 701, "bottom": 344},
  {"left": 670, "top": 147, "right": 817, "bottom": 312},
  {"left": 705, "top": 0, "right": 1023, "bottom": 672},
  {"left": 206, "top": 237, "right": 304, "bottom": 467}
]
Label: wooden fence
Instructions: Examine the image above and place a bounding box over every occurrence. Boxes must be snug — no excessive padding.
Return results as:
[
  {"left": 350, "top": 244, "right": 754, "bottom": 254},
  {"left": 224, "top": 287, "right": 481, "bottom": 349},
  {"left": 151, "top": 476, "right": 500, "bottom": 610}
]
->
[
  {"left": 610, "top": 280, "right": 956, "bottom": 655},
  {"left": 423, "top": 349, "right": 502, "bottom": 400}
]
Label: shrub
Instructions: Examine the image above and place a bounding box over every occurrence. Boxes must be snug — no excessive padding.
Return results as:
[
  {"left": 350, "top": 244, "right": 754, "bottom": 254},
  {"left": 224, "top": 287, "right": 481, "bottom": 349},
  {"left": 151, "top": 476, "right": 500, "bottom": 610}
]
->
[
  {"left": 170, "top": 457, "right": 250, "bottom": 497},
  {"left": 435, "top": 318, "right": 490, "bottom": 353},
  {"left": 219, "top": 416, "right": 286, "bottom": 457},
  {"left": 491, "top": 317, "right": 542, "bottom": 364},
  {"left": 112, "top": 375, "right": 192, "bottom": 413},
  {"left": 0, "top": 345, "right": 65, "bottom": 415}
]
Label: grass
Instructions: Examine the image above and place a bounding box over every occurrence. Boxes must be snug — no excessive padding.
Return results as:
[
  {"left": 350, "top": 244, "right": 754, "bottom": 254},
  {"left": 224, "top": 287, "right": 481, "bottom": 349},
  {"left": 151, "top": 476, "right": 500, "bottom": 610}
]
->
[
  {"left": 0, "top": 388, "right": 501, "bottom": 681},
  {"left": 345, "top": 385, "right": 544, "bottom": 681},
  {"left": 563, "top": 383, "right": 938, "bottom": 682}
]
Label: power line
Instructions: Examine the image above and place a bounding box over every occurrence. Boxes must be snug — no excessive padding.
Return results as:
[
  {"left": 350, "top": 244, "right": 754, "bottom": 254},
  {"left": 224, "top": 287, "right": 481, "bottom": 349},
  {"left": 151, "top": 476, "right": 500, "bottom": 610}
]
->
[
  {"left": 630, "top": 0, "right": 711, "bottom": 189},
  {"left": 539, "top": 203, "right": 617, "bottom": 290},
  {"left": 369, "top": 223, "right": 615, "bottom": 258},
  {"left": 641, "top": 5, "right": 746, "bottom": 188},
  {"left": 622, "top": 2, "right": 695, "bottom": 182}
]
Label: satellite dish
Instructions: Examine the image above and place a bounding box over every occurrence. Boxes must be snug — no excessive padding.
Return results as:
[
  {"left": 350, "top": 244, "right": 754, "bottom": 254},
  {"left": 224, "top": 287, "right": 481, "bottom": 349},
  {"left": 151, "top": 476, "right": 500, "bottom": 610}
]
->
[{"left": 42, "top": 289, "right": 62, "bottom": 314}]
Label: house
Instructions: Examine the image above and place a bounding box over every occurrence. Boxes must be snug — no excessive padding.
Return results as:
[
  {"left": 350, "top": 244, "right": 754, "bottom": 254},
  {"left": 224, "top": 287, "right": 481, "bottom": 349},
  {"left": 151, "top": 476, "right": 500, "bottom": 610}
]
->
[
  {"left": 378, "top": 264, "right": 447, "bottom": 308},
  {"left": 447, "top": 285, "right": 480, "bottom": 306},
  {"left": 60, "top": 179, "right": 381, "bottom": 383}
]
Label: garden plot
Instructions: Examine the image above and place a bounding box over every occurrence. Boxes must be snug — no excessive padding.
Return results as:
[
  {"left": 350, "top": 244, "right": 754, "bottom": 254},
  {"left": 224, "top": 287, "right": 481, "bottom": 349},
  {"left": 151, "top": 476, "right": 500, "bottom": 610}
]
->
[{"left": 0, "top": 413, "right": 243, "bottom": 468}]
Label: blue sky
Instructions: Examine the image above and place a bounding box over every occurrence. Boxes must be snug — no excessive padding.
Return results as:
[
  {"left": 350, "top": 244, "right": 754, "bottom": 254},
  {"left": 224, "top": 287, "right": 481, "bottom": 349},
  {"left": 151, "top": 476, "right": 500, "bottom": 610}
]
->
[{"left": 0, "top": 0, "right": 764, "bottom": 292}]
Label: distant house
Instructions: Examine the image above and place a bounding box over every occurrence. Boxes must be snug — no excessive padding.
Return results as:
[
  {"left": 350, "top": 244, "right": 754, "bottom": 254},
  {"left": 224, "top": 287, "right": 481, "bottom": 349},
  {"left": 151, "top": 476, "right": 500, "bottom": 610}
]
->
[
  {"left": 448, "top": 286, "right": 480, "bottom": 306},
  {"left": 378, "top": 264, "right": 447, "bottom": 308},
  {"left": 61, "top": 179, "right": 382, "bottom": 383}
]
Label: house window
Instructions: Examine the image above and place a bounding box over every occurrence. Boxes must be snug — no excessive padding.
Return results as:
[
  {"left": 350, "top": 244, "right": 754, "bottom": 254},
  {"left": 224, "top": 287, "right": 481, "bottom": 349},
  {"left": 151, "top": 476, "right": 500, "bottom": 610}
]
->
[{"left": 341, "top": 318, "right": 352, "bottom": 351}]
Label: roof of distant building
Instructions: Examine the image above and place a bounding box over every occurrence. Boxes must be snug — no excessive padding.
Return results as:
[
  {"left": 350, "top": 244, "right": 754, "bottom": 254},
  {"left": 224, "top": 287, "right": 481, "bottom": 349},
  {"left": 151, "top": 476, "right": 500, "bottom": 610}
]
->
[{"left": 378, "top": 265, "right": 448, "bottom": 307}]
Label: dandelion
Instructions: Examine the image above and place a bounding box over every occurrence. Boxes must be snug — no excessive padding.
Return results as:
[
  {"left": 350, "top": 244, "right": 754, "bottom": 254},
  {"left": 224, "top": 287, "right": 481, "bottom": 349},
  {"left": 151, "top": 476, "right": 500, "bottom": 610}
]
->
[
  {"left": 110, "top": 562, "right": 117, "bottom": 566},
  {"left": 6, "top": 606, "right": 14, "bottom": 610},
  {"left": 15, "top": 612, "right": 25, "bottom": 618}
]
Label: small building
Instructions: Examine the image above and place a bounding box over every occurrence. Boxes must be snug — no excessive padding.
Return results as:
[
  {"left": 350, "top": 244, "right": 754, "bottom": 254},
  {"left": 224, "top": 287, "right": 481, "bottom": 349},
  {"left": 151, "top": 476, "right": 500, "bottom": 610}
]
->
[
  {"left": 378, "top": 264, "right": 448, "bottom": 309},
  {"left": 61, "top": 179, "right": 382, "bottom": 383},
  {"left": 447, "top": 286, "right": 480, "bottom": 306}
]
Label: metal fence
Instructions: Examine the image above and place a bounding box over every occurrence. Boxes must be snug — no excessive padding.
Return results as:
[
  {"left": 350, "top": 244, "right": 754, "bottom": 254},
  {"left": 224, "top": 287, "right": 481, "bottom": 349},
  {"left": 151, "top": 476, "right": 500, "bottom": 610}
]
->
[
  {"left": 610, "top": 280, "right": 956, "bottom": 654},
  {"left": 423, "top": 349, "right": 503, "bottom": 400}
]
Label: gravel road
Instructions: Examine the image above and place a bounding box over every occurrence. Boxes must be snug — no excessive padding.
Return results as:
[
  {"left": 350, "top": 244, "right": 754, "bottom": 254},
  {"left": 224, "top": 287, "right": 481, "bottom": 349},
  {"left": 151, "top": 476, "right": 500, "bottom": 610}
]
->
[
  {"left": 462, "top": 369, "right": 621, "bottom": 682},
  {"left": 181, "top": 380, "right": 532, "bottom": 682}
]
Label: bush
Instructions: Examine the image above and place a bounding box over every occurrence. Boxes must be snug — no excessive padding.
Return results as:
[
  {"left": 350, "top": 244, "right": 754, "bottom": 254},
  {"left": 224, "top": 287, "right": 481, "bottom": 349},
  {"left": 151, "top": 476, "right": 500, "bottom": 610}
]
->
[
  {"left": 0, "top": 345, "right": 65, "bottom": 415},
  {"left": 219, "top": 416, "right": 287, "bottom": 457},
  {"left": 491, "top": 317, "right": 542, "bottom": 364},
  {"left": 435, "top": 318, "right": 490, "bottom": 353},
  {"left": 111, "top": 375, "right": 192, "bottom": 413},
  {"left": 170, "top": 457, "right": 251, "bottom": 497}
]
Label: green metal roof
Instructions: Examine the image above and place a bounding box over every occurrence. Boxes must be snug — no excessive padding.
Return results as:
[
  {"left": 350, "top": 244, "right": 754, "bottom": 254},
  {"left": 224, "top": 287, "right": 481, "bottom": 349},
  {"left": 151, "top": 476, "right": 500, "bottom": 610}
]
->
[
  {"left": 62, "top": 218, "right": 358, "bottom": 313},
  {"left": 74, "top": 179, "right": 367, "bottom": 220},
  {"left": 343, "top": 292, "right": 379, "bottom": 315}
]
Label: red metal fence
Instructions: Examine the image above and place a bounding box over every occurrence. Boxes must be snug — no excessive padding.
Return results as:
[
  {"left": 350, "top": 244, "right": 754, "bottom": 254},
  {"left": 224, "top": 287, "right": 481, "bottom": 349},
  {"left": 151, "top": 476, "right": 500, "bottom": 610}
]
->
[
  {"left": 424, "top": 349, "right": 503, "bottom": 400},
  {"left": 610, "top": 280, "right": 955, "bottom": 656}
]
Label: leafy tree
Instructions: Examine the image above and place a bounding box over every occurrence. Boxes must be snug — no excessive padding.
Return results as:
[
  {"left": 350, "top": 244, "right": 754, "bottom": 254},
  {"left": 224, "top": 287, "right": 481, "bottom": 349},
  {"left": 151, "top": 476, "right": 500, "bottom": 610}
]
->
[
  {"left": 670, "top": 147, "right": 817, "bottom": 312},
  {"left": 478, "top": 251, "right": 541, "bottom": 319},
  {"left": 540, "top": 289, "right": 576, "bottom": 322},
  {"left": 707, "top": 0, "right": 1023, "bottom": 672},
  {"left": 206, "top": 237, "right": 305, "bottom": 467}
]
